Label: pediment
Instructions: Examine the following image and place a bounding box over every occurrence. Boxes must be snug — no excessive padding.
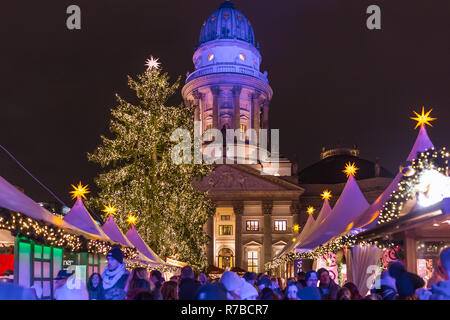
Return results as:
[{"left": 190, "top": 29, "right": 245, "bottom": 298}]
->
[{"left": 195, "top": 164, "right": 303, "bottom": 192}]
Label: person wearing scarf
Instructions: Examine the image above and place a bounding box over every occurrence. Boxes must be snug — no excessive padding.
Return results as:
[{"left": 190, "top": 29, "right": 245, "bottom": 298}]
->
[{"left": 102, "top": 246, "right": 130, "bottom": 300}]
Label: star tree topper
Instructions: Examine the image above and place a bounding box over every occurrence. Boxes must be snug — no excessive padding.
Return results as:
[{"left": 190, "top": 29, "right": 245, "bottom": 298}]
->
[
  {"left": 411, "top": 107, "right": 437, "bottom": 130},
  {"left": 145, "top": 56, "right": 160, "bottom": 70}
]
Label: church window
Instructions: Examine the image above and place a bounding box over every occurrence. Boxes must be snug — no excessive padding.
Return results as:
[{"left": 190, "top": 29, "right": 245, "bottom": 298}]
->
[
  {"left": 219, "top": 225, "right": 233, "bottom": 235},
  {"left": 247, "top": 251, "right": 259, "bottom": 273},
  {"left": 239, "top": 124, "right": 247, "bottom": 141},
  {"left": 246, "top": 220, "right": 259, "bottom": 231},
  {"left": 224, "top": 13, "right": 230, "bottom": 19},
  {"left": 274, "top": 220, "right": 287, "bottom": 231},
  {"left": 239, "top": 53, "right": 246, "bottom": 61},
  {"left": 211, "top": 15, "right": 216, "bottom": 21},
  {"left": 237, "top": 15, "right": 243, "bottom": 21},
  {"left": 208, "top": 53, "right": 214, "bottom": 61}
]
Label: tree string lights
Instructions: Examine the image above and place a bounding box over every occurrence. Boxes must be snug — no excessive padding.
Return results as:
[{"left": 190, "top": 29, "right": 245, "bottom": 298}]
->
[{"left": 87, "top": 57, "right": 214, "bottom": 271}]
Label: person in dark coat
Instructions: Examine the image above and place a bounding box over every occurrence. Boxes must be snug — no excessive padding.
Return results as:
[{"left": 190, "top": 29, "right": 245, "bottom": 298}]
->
[
  {"left": 87, "top": 273, "right": 105, "bottom": 300},
  {"left": 388, "top": 261, "right": 425, "bottom": 300},
  {"left": 317, "top": 268, "right": 340, "bottom": 300},
  {"left": 102, "top": 246, "right": 130, "bottom": 300},
  {"left": 178, "top": 266, "right": 202, "bottom": 300}
]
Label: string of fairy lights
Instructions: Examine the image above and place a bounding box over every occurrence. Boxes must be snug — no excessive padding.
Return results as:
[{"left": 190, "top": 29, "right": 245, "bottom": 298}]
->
[{"left": 266, "top": 108, "right": 448, "bottom": 271}]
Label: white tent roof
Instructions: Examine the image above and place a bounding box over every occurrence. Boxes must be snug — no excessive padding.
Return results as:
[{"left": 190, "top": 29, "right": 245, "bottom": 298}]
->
[
  {"left": 126, "top": 225, "right": 165, "bottom": 264},
  {"left": 102, "top": 216, "right": 159, "bottom": 265},
  {"left": 102, "top": 215, "right": 135, "bottom": 247},
  {"left": 353, "top": 125, "right": 435, "bottom": 230},
  {"left": 63, "top": 198, "right": 110, "bottom": 239},
  {"left": 0, "top": 176, "right": 108, "bottom": 241},
  {"left": 296, "top": 174, "right": 369, "bottom": 250},
  {"left": 407, "top": 125, "right": 434, "bottom": 162}
]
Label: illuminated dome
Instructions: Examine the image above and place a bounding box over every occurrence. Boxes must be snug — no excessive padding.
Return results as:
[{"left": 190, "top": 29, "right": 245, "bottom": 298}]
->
[{"left": 199, "top": 1, "right": 256, "bottom": 47}]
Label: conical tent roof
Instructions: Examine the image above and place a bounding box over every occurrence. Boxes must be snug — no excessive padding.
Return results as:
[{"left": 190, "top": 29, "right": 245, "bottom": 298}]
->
[
  {"left": 102, "top": 215, "right": 135, "bottom": 247},
  {"left": 126, "top": 225, "right": 165, "bottom": 264},
  {"left": 298, "top": 175, "right": 369, "bottom": 250},
  {"left": 63, "top": 197, "right": 110, "bottom": 239},
  {"left": 297, "top": 214, "right": 316, "bottom": 245},
  {"left": 354, "top": 125, "right": 435, "bottom": 229},
  {"left": 309, "top": 199, "right": 333, "bottom": 231},
  {"left": 0, "top": 176, "right": 108, "bottom": 241},
  {"left": 102, "top": 216, "right": 159, "bottom": 265},
  {"left": 407, "top": 125, "right": 434, "bottom": 162}
]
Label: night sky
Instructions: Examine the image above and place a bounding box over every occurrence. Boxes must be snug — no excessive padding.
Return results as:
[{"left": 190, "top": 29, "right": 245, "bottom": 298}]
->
[{"left": 1, "top": 0, "right": 449, "bottom": 205}]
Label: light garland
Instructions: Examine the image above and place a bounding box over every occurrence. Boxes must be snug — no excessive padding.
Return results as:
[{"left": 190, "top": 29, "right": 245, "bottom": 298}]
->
[
  {"left": 0, "top": 209, "right": 138, "bottom": 259},
  {"left": 126, "top": 261, "right": 179, "bottom": 273},
  {"left": 378, "top": 147, "right": 449, "bottom": 225}
]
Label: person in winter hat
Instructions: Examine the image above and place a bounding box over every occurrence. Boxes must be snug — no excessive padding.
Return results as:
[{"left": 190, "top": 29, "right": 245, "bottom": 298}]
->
[
  {"left": 102, "top": 246, "right": 129, "bottom": 300},
  {"left": 220, "top": 271, "right": 244, "bottom": 300},
  {"left": 388, "top": 261, "right": 425, "bottom": 300},
  {"left": 240, "top": 280, "right": 259, "bottom": 300},
  {"left": 54, "top": 269, "right": 89, "bottom": 300}
]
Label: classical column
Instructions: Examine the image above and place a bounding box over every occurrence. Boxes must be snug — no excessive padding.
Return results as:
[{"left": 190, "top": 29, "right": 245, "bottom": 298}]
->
[
  {"left": 262, "top": 200, "right": 273, "bottom": 265},
  {"left": 233, "top": 86, "right": 242, "bottom": 131},
  {"left": 211, "top": 86, "right": 220, "bottom": 129},
  {"left": 251, "top": 93, "right": 261, "bottom": 144},
  {"left": 233, "top": 201, "right": 244, "bottom": 268},
  {"left": 262, "top": 100, "right": 270, "bottom": 129},
  {"left": 192, "top": 90, "right": 202, "bottom": 123}
]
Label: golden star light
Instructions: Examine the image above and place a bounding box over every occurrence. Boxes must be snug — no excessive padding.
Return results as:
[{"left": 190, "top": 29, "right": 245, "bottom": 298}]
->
[
  {"left": 293, "top": 224, "right": 300, "bottom": 233},
  {"left": 410, "top": 107, "right": 437, "bottom": 130},
  {"left": 145, "top": 56, "right": 160, "bottom": 70},
  {"left": 102, "top": 204, "right": 117, "bottom": 217},
  {"left": 307, "top": 206, "right": 315, "bottom": 215},
  {"left": 126, "top": 214, "right": 137, "bottom": 225},
  {"left": 321, "top": 190, "right": 332, "bottom": 201},
  {"left": 343, "top": 162, "right": 359, "bottom": 177},
  {"left": 69, "top": 182, "right": 90, "bottom": 200}
]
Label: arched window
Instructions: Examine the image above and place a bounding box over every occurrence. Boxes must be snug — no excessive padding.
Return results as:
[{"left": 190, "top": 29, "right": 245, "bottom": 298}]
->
[{"left": 217, "top": 248, "right": 234, "bottom": 270}]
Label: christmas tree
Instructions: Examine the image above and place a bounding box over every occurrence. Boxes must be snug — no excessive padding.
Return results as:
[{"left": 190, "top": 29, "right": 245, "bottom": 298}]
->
[{"left": 88, "top": 57, "right": 214, "bottom": 271}]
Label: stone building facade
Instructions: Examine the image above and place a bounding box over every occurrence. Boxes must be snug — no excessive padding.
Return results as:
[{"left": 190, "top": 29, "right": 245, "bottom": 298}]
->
[{"left": 184, "top": 1, "right": 393, "bottom": 272}]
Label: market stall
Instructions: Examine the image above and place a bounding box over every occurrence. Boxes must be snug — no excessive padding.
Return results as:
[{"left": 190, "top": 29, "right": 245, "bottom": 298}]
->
[{"left": 0, "top": 177, "right": 138, "bottom": 299}]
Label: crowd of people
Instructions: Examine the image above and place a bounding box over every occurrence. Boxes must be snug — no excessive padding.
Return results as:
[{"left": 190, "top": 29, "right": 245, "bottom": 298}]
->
[{"left": 1, "top": 246, "right": 450, "bottom": 300}]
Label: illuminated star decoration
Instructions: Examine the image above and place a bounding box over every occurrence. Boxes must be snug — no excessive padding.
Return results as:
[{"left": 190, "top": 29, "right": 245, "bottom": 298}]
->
[
  {"left": 307, "top": 206, "right": 315, "bottom": 215},
  {"left": 126, "top": 214, "right": 137, "bottom": 225},
  {"left": 410, "top": 107, "right": 437, "bottom": 130},
  {"left": 321, "top": 190, "right": 332, "bottom": 201},
  {"left": 343, "top": 162, "right": 359, "bottom": 177},
  {"left": 293, "top": 224, "right": 300, "bottom": 233},
  {"left": 292, "top": 238, "right": 297, "bottom": 243},
  {"left": 145, "top": 56, "right": 160, "bottom": 70},
  {"left": 102, "top": 204, "right": 117, "bottom": 218},
  {"left": 70, "top": 182, "right": 90, "bottom": 200}
]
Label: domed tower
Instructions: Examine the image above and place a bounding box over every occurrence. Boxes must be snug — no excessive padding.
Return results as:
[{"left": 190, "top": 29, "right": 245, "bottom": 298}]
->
[{"left": 182, "top": 1, "right": 273, "bottom": 144}]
